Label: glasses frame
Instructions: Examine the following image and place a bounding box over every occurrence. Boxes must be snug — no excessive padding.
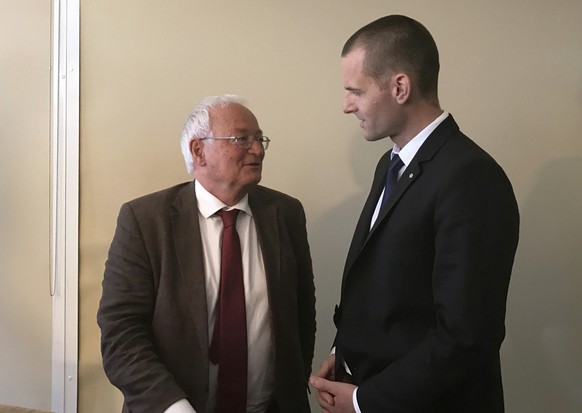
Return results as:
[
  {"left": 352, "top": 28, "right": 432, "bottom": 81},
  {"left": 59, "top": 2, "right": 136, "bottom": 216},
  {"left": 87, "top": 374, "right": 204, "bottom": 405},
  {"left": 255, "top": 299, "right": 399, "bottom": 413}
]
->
[{"left": 199, "top": 135, "right": 270, "bottom": 150}]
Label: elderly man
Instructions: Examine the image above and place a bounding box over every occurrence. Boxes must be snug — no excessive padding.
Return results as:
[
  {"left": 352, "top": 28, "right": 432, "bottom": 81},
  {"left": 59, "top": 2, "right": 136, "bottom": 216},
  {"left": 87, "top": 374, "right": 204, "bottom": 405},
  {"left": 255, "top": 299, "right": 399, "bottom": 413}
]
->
[{"left": 98, "top": 95, "right": 316, "bottom": 413}]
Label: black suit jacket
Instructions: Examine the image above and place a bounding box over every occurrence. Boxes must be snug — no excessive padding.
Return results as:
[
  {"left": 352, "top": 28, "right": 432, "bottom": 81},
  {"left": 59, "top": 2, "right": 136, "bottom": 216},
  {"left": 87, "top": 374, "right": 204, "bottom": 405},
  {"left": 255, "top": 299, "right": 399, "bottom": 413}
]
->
[
  {"left": 98, "top": 182, "right": 316, "bottom": 413},
  {"left": 334, "top": 115, "right": 519, "bottom": 412}
]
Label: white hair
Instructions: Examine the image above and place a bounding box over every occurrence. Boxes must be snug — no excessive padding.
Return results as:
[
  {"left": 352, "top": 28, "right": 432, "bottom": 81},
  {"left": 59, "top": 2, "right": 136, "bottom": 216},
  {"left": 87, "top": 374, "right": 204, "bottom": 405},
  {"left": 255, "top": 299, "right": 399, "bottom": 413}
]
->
[{"left": 180, "top": 94, "right": 248, "bottom": 174}]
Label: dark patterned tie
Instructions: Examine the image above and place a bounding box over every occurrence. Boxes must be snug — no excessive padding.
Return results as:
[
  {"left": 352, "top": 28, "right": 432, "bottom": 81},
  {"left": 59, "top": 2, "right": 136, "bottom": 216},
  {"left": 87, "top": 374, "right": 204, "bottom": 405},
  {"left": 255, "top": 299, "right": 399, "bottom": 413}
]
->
[
  {"left": 381, "top": 154, "right": 404, "bottom": 205},
  {"left": 209, "top": 209, "right": 247, "bottom": 413}
]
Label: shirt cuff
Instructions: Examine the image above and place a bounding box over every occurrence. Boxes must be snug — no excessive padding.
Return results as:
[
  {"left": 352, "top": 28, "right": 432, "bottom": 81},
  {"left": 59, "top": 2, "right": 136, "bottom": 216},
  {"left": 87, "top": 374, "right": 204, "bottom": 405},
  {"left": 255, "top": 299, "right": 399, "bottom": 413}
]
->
[
  {"left": 164, "top": 399, "right": 197, "bottom": 413},
  {"left": 353, "top": 387, "right": 362, "bottom": 413}
]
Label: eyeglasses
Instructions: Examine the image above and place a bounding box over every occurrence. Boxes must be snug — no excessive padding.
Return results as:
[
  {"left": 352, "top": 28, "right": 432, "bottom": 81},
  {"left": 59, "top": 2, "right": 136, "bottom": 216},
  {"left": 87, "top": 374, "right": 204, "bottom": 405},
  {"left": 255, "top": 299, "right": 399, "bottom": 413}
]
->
[{"left": 200, "top": 135, "right": 270, "bottom": 150}]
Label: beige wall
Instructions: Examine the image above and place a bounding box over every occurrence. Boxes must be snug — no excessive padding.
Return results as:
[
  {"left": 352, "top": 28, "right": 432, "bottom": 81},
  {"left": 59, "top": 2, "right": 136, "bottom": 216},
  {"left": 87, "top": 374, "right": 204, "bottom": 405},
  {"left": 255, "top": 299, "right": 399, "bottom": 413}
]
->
[
  {"left": 0, "top": 0, "right": 52, "bottom": 410},
  {"left": 80, "top": 1, "right": 582, "bottom": 412}
]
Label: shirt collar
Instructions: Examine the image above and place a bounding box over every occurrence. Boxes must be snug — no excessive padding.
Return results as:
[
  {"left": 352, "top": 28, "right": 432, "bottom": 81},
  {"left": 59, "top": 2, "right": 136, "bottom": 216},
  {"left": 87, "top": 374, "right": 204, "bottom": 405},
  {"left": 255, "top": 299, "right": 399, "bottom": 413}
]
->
[
  {"left": 392, "top": 111, "right": 449, "bottom": 164},
  {"left": 194, "top": 180, "right": 252, "bottom": 218}
]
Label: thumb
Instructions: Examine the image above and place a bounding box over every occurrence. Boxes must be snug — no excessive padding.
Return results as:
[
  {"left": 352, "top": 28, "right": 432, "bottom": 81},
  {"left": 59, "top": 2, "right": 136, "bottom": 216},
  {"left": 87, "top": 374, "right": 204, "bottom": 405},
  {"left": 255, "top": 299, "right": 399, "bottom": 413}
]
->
[{"left": 310, "top": 376, "right": 335, "bottom": 393}]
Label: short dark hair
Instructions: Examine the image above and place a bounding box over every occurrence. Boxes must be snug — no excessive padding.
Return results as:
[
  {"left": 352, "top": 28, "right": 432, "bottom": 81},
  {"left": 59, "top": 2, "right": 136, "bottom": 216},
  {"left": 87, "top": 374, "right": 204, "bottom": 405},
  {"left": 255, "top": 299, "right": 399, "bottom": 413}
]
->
[{"left": 342, "top": 15, "right": 440, "bottom": 101}]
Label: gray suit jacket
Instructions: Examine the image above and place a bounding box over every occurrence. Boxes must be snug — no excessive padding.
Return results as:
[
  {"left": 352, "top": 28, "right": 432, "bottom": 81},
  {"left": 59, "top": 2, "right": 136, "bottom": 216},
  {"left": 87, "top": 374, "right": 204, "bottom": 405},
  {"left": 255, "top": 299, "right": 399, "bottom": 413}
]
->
[{"left": 98, "top": 181, "right": 316, "bottom": 413}]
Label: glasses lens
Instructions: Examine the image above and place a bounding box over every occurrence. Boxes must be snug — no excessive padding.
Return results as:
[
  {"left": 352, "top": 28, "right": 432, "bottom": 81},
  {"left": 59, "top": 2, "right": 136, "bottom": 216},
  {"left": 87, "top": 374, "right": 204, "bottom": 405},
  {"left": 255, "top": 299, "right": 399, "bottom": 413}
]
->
[{"left": 235, "top": 136, "right": 269, "bottom": 150}]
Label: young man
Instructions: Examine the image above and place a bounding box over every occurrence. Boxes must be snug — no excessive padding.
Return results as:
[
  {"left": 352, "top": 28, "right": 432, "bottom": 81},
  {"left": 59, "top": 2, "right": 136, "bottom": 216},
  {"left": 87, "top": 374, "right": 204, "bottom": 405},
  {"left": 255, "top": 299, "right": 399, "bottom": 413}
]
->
[{"left": 311, "top": 15, "right": 519, "bottom": 413}]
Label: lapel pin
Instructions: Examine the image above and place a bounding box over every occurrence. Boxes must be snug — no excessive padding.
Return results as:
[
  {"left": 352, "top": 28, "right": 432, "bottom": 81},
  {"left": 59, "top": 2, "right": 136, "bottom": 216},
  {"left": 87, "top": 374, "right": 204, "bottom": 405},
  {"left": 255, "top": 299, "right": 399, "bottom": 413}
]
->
[{"left": 409, "top": 173, "right": 414, "bottom": 179}]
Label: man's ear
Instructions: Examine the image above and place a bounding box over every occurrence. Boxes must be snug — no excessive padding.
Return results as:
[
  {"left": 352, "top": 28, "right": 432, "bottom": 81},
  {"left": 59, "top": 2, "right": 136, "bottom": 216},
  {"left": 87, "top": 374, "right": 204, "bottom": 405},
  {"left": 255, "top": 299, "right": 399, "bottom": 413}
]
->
[
  {"left": 190, "top": 138, "right": 205, "bottom": 166},
  {"left": 392, "top": 72, "right": 411, "bottom": 104}
]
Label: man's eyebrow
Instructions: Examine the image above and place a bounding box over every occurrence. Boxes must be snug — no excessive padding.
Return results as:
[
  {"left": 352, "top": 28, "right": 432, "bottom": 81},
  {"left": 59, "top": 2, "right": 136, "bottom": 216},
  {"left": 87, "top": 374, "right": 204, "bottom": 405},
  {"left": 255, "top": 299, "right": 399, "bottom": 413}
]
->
[{"left": 233, "top": 128, "right": 263, "bottom": 135}]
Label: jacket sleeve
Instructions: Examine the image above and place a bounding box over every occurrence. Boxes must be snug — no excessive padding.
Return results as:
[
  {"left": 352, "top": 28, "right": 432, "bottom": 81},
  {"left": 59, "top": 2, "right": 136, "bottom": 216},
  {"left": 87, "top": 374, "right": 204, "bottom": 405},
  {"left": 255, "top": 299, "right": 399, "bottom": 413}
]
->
[
  {"left": 97, "top": 203, "right": 186, "bottom": 413},
  {"left": 294, "top": 202, "right": 317, "bottom": 379}
]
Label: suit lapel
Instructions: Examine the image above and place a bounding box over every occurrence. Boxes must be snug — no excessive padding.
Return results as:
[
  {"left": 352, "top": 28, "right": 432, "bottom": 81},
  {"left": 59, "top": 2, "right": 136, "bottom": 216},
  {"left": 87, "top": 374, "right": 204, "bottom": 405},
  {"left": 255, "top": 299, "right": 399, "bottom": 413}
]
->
[
  {"left": 343, "top": 151, "right": 391, "bottom": 276},
  {"left": 248, "top": 190, "right": 281, "bottom": 289},
  {"left": 170, "top": 181, "right": 209, "bottom": 353},
  {"left": 368, "top": 161, "right": 421, "bottom": 236}
]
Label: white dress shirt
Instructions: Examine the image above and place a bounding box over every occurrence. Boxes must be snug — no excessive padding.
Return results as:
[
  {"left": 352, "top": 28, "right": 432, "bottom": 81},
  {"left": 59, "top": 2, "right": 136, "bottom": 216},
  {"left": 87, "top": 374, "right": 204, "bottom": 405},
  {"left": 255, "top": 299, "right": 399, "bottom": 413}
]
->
[{"left": 164, "top": 180, "right": 275, "bottom": 413}]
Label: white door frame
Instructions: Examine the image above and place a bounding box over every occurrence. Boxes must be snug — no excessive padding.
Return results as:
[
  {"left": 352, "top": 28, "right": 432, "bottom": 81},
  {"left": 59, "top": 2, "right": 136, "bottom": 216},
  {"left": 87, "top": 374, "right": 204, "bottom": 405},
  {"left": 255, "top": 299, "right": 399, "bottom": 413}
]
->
[{"left": 50, "top": 0, "right": 79, "bottom": 411}]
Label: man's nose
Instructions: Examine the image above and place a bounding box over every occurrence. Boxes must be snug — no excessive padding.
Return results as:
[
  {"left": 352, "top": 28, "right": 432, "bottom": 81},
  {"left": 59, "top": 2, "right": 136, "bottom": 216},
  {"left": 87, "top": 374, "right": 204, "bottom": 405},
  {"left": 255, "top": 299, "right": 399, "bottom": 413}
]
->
[
  {"left": 343, "top": 94, "right": 355, "bottom": 114},
  {"left": 248, "top": 139, "right": 264, "bottom": 155}
]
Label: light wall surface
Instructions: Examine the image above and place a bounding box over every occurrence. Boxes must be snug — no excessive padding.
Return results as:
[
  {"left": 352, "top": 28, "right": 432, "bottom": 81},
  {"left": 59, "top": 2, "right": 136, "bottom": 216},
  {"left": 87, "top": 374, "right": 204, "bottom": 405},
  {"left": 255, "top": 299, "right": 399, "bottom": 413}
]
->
[
  {"left": 0, "top": 0, "right": 52, "bottom": 410},
  {"left": 80, "top": 1, "right": 582, "bottom": 412}
]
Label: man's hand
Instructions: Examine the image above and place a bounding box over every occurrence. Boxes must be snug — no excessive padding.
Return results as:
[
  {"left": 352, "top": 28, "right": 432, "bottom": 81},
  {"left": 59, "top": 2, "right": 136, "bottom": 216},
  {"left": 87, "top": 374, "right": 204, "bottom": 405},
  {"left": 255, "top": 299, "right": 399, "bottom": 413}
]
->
[
  {"left": 309, "top": 375, "right": 357, "bottom": 413},
  {"left": 310, "top": 355, "right": 357, "bottom": 413},
  {"left": 310, "top": 354, "right": 336, "bottom": 410}
]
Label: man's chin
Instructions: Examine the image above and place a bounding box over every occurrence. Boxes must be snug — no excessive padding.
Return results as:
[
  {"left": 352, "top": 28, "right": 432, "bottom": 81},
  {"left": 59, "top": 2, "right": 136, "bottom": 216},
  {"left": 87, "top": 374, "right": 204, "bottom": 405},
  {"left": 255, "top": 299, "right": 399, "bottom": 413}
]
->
[
  {"left": 364, "top": 133, "right": 389, "bottom": 142},
  {"left": 245, "top": 173, "right": 262, "bottom": 186}
]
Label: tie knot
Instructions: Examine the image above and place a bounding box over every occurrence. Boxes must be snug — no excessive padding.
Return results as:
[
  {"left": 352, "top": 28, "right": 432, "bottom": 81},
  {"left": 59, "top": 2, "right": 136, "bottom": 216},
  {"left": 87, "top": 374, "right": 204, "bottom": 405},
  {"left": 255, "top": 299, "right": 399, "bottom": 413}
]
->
[{"left": 217, "top": 209, "right": 239, "bottom": 228}]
